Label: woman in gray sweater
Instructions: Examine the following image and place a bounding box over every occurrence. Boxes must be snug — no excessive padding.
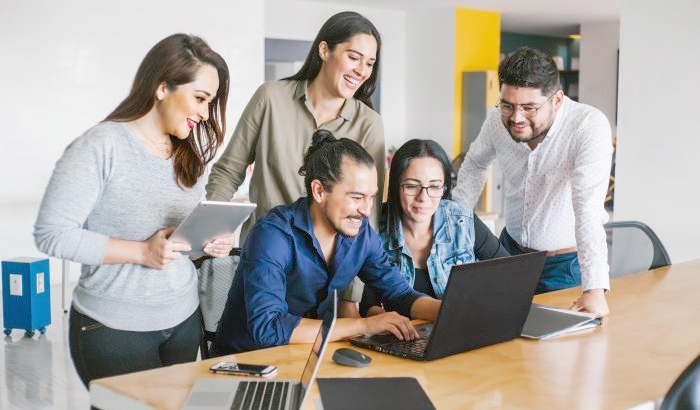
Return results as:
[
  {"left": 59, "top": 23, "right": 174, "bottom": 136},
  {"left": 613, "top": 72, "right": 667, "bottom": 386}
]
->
[{"left": 34, "top": 34, "right": 231, "bottom": 387}]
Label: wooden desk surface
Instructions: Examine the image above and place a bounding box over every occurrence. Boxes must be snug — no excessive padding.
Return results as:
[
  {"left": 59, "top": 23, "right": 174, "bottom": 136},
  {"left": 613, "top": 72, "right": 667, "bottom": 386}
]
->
[{"left": 91, "top": 259, "right": 700, "bottom": 409}]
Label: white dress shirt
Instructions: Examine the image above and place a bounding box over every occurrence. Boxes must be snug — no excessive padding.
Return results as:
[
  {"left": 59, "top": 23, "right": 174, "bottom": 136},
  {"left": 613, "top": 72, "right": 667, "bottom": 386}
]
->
[{"left": 452, "top": 97, "right": 613, "bottom": 291}]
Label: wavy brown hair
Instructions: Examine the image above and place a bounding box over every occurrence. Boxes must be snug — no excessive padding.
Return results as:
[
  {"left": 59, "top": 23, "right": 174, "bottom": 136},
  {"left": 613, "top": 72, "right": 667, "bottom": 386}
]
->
[{"left": 105, "top": 33, "right": 229, "bottom": 188}]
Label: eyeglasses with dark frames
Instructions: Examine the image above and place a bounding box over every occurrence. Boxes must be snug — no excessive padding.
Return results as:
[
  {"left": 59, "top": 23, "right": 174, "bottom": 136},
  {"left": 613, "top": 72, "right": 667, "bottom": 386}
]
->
[
  {"left": 496, "top": 90, "right": 559, "bottom": 118},
  {"left": 401, "top": 183, "right": 446, "bottom": 198}
]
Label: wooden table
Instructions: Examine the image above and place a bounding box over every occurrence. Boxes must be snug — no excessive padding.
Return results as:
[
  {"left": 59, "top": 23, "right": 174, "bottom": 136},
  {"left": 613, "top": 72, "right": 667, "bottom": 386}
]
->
[{"left": 90, "top": 260, "right": 700, "bottom": 409}]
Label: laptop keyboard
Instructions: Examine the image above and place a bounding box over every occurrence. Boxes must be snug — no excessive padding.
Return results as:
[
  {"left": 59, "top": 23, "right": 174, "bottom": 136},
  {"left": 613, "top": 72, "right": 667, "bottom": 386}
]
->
[
  {"left": 390, "top": 337, "right": 429, "bottom": 356},
  {"left": 230, "top": 380, "right": 290, "bottom": 410},
  {"left": 378, "top": 324, "right": 433, "bottom": 358},
  {"left": 349, "top": 323, "right": 434, "bottom": 359}
]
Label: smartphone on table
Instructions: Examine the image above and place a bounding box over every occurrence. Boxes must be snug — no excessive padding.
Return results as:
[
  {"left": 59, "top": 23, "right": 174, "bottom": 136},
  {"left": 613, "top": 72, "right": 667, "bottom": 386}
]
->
[{"left": 209, "top": 361, "right": 278, "bottom": 378}]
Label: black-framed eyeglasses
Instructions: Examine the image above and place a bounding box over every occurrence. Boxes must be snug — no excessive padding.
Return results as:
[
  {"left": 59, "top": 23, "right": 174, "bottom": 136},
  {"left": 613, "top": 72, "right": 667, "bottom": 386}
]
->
[
  {"left": 401, "top": 184, "right": 446, "bottom": 198},
  {"left": 496, "top": 90, "right": 559, "bottom": 118}
]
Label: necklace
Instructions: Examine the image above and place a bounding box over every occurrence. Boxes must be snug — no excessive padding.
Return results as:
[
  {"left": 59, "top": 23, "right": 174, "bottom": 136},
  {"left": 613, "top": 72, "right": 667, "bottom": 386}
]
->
[{"left": 133, "top": 121, "right": 172, "bottom": 154}]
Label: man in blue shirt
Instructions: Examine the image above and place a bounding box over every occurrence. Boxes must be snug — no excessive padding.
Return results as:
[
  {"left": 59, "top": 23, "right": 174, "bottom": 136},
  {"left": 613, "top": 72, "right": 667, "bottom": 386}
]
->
[{"left": 213, "top": 130, "right": 442, "bottom": 354}]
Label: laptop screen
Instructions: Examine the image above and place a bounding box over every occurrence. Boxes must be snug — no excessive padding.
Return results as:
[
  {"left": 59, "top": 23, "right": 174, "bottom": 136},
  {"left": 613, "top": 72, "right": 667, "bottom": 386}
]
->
[{"left": 298, "top": 290, "right": 337, "bottom": 399}]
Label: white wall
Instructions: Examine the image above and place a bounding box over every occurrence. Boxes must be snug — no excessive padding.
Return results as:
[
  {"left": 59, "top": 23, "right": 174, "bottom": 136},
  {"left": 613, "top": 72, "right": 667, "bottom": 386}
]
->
[
  {"left": 0, "top": 0, "right": 264, "bottom": 284},
  {"left": 405, "top": 8, "right": 456, "bottom": 154},
  {"left": 265, "top": 0, "right": 407, "bottom": 151},
  {"left": 615, "top": 0, "right": 700, "bottom": 263},
  {"left": 579, "top": 21, "right": 620, "bottom": 133}
]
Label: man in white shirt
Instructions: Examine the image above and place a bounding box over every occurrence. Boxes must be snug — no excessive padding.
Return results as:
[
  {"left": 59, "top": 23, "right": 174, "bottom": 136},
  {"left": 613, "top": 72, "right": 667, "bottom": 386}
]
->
[{"left": 452, "top": 47, "right": 613, "bottom": 316}]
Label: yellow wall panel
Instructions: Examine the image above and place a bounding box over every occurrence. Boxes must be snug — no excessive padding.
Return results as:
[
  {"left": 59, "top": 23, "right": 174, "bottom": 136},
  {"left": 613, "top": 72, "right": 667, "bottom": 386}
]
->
[{"left": 453, "top": 8, "right": 500, "bottom": 156}]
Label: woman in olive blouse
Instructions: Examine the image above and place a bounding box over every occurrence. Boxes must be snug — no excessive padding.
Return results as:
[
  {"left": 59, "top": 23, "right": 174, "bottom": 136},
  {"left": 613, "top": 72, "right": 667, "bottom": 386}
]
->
[
  {"left": 206, "top": 11, "right": 386, "bottom": 306},
  {"left": 206, "top": 11, "right": 385, "bottom": 244}
]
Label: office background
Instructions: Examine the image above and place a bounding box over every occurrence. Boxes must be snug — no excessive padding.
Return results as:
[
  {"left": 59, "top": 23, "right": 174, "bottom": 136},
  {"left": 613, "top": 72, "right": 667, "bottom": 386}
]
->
[
  {"left": 0, "top": 0, "right": 699, "bottom": 408},
  {"left": 0, "top": 0, "right": 698, "bottom": 283}
]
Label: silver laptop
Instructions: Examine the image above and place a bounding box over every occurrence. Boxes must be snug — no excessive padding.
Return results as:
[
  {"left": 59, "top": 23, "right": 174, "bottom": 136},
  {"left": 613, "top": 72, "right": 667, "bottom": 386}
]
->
[{"left": 183, "top": 290, "right": 337, "bottom": 410}]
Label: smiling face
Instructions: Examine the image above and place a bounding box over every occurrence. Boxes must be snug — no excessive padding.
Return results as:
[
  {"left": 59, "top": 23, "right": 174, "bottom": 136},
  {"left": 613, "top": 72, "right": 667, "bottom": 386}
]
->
[
  {"left": 399, "top": 157, "right": 445, "bottom": 226},
  {"left": 312, "top": 159, "right": 378, "bottom": 238},
  {"left": 499, "top": 84, "right": 562, "bottom": 145},
  {"left": 155, "top": 63, "right": 219, "bottom": 140},
  {"left": 317, "top": 33, "right": 377, "bottom": 100}
]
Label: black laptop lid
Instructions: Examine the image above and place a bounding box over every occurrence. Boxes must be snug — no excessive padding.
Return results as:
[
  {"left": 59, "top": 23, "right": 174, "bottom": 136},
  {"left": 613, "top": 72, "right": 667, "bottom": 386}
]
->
[{"left": 423, "top": 252, "right": 546, "bottom": 360}]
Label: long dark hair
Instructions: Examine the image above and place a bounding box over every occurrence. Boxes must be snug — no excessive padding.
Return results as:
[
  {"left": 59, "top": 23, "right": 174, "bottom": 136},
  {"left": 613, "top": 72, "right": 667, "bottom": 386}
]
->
[
  {"left": 284, "top": 11, "right": 381, "bottom": 109},
  {"left": 299, "top": 129, "right": 374, "bottom": 198},
  {"left": 105, "top": 33, "right": 229, "bottom": 188},
  {"left": 385, "top": 139, "right": 452, "bottom": 235}
]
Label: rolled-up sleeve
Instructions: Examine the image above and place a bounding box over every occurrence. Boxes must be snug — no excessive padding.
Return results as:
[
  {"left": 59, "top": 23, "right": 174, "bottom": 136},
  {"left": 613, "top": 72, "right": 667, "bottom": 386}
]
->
[
  {"left": 571, "top": 111, "right": 613, "bottom": 291},
  {"left": 206, "top": 83, "right": 266, "bottom": 201},
  {"left": 240, "top": 222, "right": 301, "bottom": 348}
]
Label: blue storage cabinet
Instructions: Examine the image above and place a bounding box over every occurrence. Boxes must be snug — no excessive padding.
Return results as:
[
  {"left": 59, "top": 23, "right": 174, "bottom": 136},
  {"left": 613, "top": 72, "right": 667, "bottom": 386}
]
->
[{"left": 2, "top": 257, "right": 51, "bottom": 337}]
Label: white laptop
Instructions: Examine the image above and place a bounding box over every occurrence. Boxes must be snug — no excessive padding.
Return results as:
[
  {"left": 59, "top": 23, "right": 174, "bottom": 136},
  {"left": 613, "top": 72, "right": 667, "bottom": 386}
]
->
[{"left": 183, "top": 290, "right": 338, "bottom": 410}]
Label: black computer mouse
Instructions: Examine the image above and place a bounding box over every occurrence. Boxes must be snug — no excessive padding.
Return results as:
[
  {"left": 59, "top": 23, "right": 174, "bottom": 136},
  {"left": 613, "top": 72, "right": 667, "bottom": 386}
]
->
[{"left": 332, "top": 348, "right": 372, "bottom": 367}]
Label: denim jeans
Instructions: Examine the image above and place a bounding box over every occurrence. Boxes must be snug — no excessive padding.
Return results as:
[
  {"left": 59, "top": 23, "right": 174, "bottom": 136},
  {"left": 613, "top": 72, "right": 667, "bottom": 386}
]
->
[
  {"left": 500, "top": 229, "right": 581, "bottom": 294},
  {"left": 69, "top": 306, "right": 202, "bottom": 388}
]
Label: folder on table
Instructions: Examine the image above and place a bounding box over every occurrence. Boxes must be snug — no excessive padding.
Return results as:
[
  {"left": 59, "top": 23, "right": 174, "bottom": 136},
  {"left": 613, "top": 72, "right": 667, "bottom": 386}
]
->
[{"left": 521, "top": 303, "right": 602, "bottom": 340}]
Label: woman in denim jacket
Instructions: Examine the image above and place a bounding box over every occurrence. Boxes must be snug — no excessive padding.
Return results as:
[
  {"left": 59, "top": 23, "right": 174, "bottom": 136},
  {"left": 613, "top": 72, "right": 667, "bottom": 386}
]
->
[{"left": 361, "top": 139, "right": 509, "bottom": 316}]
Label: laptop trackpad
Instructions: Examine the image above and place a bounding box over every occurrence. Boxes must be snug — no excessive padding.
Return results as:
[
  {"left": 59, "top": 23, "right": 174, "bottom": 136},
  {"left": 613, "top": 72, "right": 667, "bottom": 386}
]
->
[{"left": 187, "top": 392, "right": 231, "bottom": 406}]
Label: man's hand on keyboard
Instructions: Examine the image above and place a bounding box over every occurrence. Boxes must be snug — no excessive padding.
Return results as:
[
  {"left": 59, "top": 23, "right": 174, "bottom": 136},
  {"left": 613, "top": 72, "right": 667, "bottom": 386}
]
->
[{"left": 362, "top": 311, "right": 420, "bottom": 341}]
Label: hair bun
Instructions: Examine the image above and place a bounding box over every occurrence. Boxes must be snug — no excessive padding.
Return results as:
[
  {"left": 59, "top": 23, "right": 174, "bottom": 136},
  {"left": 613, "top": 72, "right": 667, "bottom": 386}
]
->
[
  {"left": 299, "top": 129, "right": 338, "bottom": 177},
  {"left": 312, "top": 129, "right": 336, "bottom": 145},
  {"left": 305, "top": 129, "right": 337, "bottom": 159}
]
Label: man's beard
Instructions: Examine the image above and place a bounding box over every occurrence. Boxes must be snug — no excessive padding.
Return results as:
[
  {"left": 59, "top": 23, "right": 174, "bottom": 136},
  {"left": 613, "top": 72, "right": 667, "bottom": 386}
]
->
[
  {"left": 332, "top": 216, "right": 365, "bottom": 237},
  {"left": 506, "top": 119, "right": 551, "bottom": 145},
  {"left": 323, "top": 204, "right": 364, "bottom": 237}
]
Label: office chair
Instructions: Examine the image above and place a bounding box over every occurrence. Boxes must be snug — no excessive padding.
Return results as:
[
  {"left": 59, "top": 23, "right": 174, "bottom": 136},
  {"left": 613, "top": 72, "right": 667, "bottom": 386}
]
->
[
  {"left": 195, "top": 248, "right": 241, "bottom": 359},
  {"left": 660, "top": 354, "right": 700, "bottom": 410},
  {"left": 604, "top": 221, "right": 671, "bottom": 278}
]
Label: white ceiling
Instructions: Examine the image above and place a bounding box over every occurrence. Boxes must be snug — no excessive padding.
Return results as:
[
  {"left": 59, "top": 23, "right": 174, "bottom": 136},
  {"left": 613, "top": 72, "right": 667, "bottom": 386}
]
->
[{"left": 310, "top": 0, "right": 622, "bottom": 37}]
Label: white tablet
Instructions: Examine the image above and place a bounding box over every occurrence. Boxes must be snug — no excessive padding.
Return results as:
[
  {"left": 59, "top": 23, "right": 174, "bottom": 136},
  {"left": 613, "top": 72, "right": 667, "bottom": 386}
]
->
[{"left": 169, "top": 201, "right": 256, "bottom": 258}]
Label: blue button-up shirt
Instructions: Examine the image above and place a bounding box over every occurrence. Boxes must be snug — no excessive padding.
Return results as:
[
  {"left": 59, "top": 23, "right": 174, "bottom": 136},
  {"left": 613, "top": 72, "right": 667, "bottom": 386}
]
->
[{"left": 213, "top": 198, "right": 425, "bottom": 354}]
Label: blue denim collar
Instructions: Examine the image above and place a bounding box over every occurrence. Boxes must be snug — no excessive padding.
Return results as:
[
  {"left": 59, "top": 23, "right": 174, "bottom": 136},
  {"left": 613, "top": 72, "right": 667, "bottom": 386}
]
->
[
  {"left": 385, "top": 200, "right": 453, "bottom": 253},
  {"left": 432, "top": 200, "right": 453, "bottom": 245}
]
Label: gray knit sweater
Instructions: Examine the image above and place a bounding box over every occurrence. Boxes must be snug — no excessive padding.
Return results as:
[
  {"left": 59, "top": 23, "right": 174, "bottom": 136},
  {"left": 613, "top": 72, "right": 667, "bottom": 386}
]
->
[{"left": 34, "top": 121, "right": 203, "bottom": 331}]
